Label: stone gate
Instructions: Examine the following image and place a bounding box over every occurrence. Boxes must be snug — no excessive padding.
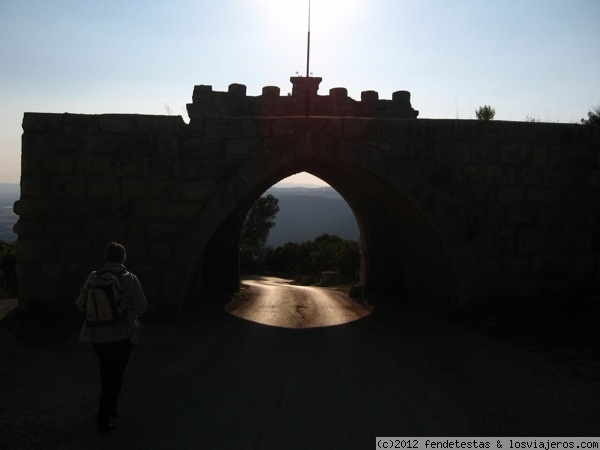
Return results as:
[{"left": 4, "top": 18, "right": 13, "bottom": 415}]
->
[{"left": 14, "top": 77, "right": 600, "bottom": 311}]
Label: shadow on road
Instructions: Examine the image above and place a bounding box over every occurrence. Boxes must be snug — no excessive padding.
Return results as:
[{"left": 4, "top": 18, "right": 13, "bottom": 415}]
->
[{"left": 61, "top": 312, "right": 448, "bottom": 449}]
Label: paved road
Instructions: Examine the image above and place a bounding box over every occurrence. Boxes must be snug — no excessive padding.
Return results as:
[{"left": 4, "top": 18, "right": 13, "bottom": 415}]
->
[
  {"left": 62, "top": 277, "right": 444, "bottom": 449},
  {"left": 230, "top": 276, "right": 372, "bottom": 328}
]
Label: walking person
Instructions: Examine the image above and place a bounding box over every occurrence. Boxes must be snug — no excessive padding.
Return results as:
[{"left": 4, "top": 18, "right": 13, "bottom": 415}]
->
[{"left": 75, "top": 242, "right": 150, "bottom": 433}]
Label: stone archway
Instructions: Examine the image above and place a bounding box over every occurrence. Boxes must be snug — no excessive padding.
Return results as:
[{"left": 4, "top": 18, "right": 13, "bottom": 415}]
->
[
  {"left": 173, "top": 132, "right": 464, "bottom": 307},
  {"left": 15, "top": 80, "right": 599, "bottom": 312}
]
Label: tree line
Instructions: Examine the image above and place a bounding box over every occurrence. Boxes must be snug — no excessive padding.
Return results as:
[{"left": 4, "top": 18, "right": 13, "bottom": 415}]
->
[{"left": 240, "top": 194, "right": 359, "bottom": 284}]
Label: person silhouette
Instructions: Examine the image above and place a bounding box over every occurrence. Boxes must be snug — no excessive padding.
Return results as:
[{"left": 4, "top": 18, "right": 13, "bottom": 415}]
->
[{"left": 75, "top": 242, "right": 150, "bottom": 433}]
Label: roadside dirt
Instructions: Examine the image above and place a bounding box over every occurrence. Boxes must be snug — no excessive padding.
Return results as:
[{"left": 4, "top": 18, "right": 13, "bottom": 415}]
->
[{"left": 0, "top": 294, "right": 599, "bottom": 448}]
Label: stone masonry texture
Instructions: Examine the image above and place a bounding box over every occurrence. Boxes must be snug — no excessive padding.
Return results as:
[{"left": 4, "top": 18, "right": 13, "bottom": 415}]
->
[{"left": 14, "top": 79, "right": 600, "bottom": 311}]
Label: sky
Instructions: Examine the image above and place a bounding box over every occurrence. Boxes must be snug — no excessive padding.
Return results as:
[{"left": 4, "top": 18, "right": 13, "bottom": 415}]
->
[{"left": 1, "top": 0, "right": 599, "bottom": 185}]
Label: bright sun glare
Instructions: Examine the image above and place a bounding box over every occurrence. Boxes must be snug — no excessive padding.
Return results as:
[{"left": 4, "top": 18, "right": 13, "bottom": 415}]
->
[{"left": 257, "top": 0, "right": 363, "bottom": 37}]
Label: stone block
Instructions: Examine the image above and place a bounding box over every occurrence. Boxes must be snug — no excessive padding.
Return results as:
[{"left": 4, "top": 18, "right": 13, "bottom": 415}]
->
[
  {"left": 517, "top": 227, "right": 547, "bottom": 255},
  {"left": 22, "top": 113, "right": 63, "bottom": 133},
  {"left": 330, "top": 87, "right": 348, "bottom": 99},
  {"left": 517, "top": 167, "right": 541, "bottom": 185},
  {"left": 88, "top": 134, "right": 120, "bottom": 157},
  {"left": 17, "top": 239, "right": 55, "bottom": 262},
  {"left": 361, "top": 91, "right": 379, "bottom": 102},
  {"left": 14, "top": 198, "right": 61, "bottom": 219},
  {"left": 497, "top": 187, "right": 524, "bottom": 204},
  {"left": 380, "top": 120, "right": 412, "bottom": 145},
  {"left": 226, "top": 138, "right": 261, "bottom": 159},
  {"left": 127, "top": 221, "right": 150, "bottom": 239},
  {"left": 504, "top": 256, "right": 530, "bottom": 276},
  {"left": 486, "top": 165, "right": 516, "bottom": 185},
  {"left": 158, "top": 135, "right": 180, "bottom": 157},
  {"left": 500, "top": 144, "right": 531, "bottom": 165},
  {"left": 455, "top": 165, "right": 486, "bottom": 184},
  {"left": 63, "top": 114, "right": 97, "bottom": 134},
  {"left": 13, "top": 219, "right": 43, "bottom": 238},
  {"left": 310, "top": 117, "right": 343, "bottom": 137},
  {"left": 587, "top": 170, "right": 600, "bottom": 189},
  {"left": 148, "top": 223, "right": 184, "bottom": 240},
  {"left": 46, "top": 220, "right": 82, "bottom": 237},
  {"left": 168, "top": 202, "right": 201, "bottom": 221},
  {"left": 144, "top": 157, "right": 172, "bottom": 178},
  {"left": 122, "top": 179, "right": 151, "bottom": 198},
  {"left": 237, "top": 155, "right": 280, "bottom": 189},
  {"left": 271, "top": 118, "right": 296, "bottom": 136},
  {"left": 548, "top": 145, "right": 594, "bottom": 168},
  {"left": 57, "top": 240, "right": 88, "bottom": 262},
  {"left": 343, "top": 118, "right": 379, "bottom": 141},
  {"left": 152, "top": 180, "right": 181, "bottom": 199},
  {"left": 98, "top": 114, "right": 137, "bottom": 134},
  {"left": 136, "top": 115, "right": 182, "bottom": 135},
  {"left": 182, "top": 181, "right": 216, "bottom": 201},
  {"left": 172, "top": 159, "right": 204, "bottom": 179},
  {"left": 543, "top": 169, "right": 581, "bottom": 188},
  {"left": 262, "top": 86, "right": 280, "bottom": 99},
  {"left": 43, "top": 177, "right": 84, "bottom": 198},
  {"left": 87, "top": 177, "right": 120, "bottom": 197},
  {"left": 150, "top": 243, "right": 174, "bottom": 263},
  {"left": 526, "top": 187, "right": 562, "bottom": 205},
  {"left": 19, "top": 179, "right": 42, "bottom": 197},
  {"left": 563, "top": 187, "right": 597, "bottom": 207},
  {"left": 242, "top": 117, "right": 270, "bottom": 138},
  {"left": 136, "top": 200, "right": 171, "bottom": 221},
  {"left": 592, "top": 126, "right": 600, "bottom": 149},
  {"left": 494, "top": 228, "right": 517, "bottom": 256},
  {"left": 204, "top": 118, "right": 241, "bottom": 138},
  {"left": 86, "top": 220, "right": 118, "bottom": 239}
]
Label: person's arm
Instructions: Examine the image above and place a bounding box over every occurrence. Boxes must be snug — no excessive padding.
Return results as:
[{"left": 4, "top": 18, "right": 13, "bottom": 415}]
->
[
  {"left": 128, "top": 273, "right": 149, "bottom": 316},
  {"left": 74, "top": 273, "right": 93, "bottom": 313}
]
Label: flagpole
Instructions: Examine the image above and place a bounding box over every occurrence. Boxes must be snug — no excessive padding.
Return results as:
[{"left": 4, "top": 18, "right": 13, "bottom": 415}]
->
[{"left": 306, "top": 0, "right": 311, "bottom": 77}]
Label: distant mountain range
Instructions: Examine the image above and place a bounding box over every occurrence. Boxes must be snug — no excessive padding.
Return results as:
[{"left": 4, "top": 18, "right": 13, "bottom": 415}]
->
[
  {"left": 264, "top": 186, "right": 359, "bottom": 247},
  {"left": 0, "top": 183, "right": 359, "bottom": 246},
  {"left": 0, "top": 184, "right": 19, "bottom": 243}
]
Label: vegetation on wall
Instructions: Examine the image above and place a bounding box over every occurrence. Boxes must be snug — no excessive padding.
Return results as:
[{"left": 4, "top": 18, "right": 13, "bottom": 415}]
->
[
  {"left": 581, "top": 106, "right": 600, "bottom": 126},
  {"left": 475, "top": 105, "right": 496, "bottom": 121},
  {"left": 0, "top": 240, "right": 17, "bottom": 299}
]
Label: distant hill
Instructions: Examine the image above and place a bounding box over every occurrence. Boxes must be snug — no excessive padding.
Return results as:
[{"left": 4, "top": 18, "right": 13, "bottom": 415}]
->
[
  {"left": 265, "top": 186, "right": 359, "bottom": 247},
  {"left": 0, "top": 184, "right": 19, "bottom": 243}
]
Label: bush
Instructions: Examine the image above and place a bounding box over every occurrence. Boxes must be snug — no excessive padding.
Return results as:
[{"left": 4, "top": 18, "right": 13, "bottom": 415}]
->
[
  {"left": 475, "top": 105, "right": 496, "bottom": 121},
  {"left": 581, "top": 107, "right": 600, "bottom": 126},
  {"left": 0, "top": 240, "right": 17, "bottom": 298},
  {"left": 265, "top": 234, "right": 359, "bottom": 283}
]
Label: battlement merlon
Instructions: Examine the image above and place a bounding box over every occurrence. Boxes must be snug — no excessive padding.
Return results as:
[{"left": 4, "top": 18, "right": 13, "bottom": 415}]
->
[{"left": 186, "top": 77, "right": 419, "bottom": 121}]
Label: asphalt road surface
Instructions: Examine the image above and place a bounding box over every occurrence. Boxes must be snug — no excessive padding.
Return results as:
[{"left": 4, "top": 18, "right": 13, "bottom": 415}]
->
[
  {"left": 230, "top": 276, "right": 372, "bottom": 328},
  {"left": 61, "top": 277, "right": 445, "bottom": 449}
]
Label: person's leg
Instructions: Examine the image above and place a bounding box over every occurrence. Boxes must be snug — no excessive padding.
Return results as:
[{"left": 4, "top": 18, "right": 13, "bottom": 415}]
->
[
  {"left": 92, "top": 339, "right": 133, "bottom": 432},
  {"left": 109, "top": 339, "right": 133, "bottom": 415}
]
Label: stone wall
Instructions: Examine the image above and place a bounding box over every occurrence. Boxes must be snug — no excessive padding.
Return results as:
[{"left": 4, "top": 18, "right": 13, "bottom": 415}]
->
[
  {"left": 14, "top": 82, "right": 600, "bottom": 312},
  {"left": 187, "top": 77, "right": 418, "bottom": 120}
]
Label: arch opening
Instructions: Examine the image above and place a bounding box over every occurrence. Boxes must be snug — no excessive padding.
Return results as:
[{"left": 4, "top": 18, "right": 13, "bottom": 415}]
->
[{"left": 188, "top": 157, "right": 463, "bottom": 309}]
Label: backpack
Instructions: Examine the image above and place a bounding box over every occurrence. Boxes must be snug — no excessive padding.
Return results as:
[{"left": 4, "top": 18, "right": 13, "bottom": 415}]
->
[{"left": 85, "top": 269, "right": 128, "bottom": 327}]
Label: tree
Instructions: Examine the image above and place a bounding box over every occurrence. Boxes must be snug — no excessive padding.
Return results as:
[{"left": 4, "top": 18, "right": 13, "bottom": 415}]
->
[
  {"left": 475, "top": 105, "right": 495, "bottom": 121},
  {"left": 265, "top": 234, "right": 360, "bottom": 283},
  {"left": 240, "top": 194, "right": 280, "bottom": 269},
  {"left": 581, "top": 106, "right": 600, "bottom": 126}
]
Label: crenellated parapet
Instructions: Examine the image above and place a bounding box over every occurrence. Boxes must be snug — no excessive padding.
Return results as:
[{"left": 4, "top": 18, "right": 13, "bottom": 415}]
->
[{"left": 186, "top": 77, "right": 419, "bottom": 121}]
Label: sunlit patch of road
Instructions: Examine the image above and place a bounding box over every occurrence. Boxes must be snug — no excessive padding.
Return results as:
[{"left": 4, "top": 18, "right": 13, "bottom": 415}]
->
[{"left": 226, "top": 275, "right": 372, "bottom": 328}]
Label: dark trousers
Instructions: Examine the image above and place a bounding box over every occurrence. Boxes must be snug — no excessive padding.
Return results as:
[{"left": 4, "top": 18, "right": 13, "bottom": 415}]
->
[{"left": 92, "top": 339, "right": 133, "bottom": 430}]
